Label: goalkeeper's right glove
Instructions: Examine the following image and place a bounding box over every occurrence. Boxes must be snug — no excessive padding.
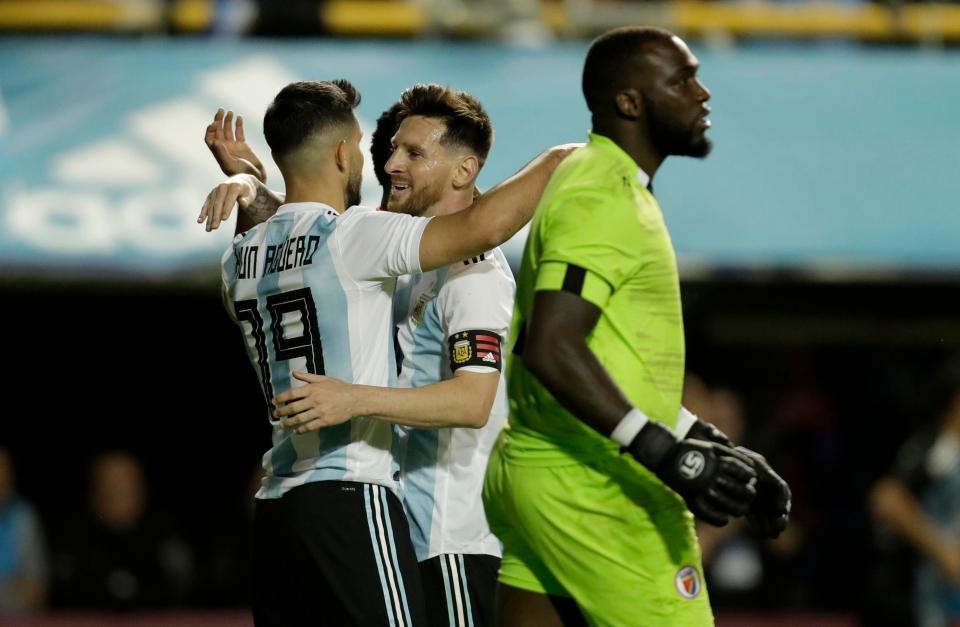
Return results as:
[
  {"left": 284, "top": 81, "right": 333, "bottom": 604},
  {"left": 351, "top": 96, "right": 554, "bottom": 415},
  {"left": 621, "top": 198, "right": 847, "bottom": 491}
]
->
[{"left": 623, "top": 419, "right": 757, "bottom": 527}]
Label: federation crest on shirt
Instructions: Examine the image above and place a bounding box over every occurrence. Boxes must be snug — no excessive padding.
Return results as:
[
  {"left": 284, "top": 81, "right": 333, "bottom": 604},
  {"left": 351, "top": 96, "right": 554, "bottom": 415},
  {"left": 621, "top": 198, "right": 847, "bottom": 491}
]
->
[
  {"left": 674, "top": 565, "right": 701, "bottom": 599},
  {"left": 411, "top": 292, "right": 432, "bottom": 326}
]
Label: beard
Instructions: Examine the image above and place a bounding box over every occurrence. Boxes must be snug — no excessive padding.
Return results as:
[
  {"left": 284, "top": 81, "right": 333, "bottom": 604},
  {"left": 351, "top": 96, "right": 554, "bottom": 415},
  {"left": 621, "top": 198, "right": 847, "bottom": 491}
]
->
[
  {"left": 387, "top": 179, "right": 444, "bottom": 217},
  {"left": 345, "top": 166, "right": 362, "bottom": 209},
  {"left": 646, "top": 96, "right": 712, "bottom": 159}
]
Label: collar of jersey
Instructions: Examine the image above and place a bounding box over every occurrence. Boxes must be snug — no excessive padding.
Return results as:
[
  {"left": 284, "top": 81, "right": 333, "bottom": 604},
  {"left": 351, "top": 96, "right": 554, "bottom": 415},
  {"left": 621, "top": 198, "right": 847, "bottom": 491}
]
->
[
  {"left": 587, "top": 132, "right": 650, "bottom": 189},
  {"left": 275, "top": 201, "right": 340, "bottom": 217}
]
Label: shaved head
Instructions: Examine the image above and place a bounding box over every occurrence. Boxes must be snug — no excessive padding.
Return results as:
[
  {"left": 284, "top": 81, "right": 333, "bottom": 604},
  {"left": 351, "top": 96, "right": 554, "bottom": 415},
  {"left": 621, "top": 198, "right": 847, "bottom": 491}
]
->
[
  {"left": 263, "top": 79, "right": 365, "bottom": 209},
  {"left": 264, "top": 79, "right": 361, "bottom": 166},
  {"left": 584, "top": 25, "right": 713, "bottom": 160},
  {"left": 582, "top": 26, "right": 675, "bottom": 116}
]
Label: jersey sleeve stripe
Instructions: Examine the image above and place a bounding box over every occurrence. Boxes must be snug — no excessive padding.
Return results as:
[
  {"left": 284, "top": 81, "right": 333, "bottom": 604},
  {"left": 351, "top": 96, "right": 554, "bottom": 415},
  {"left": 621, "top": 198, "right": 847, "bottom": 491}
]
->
[
  {"left": 534, "top": 261, "right": 614, "bottom": 308},
  {"left": 561, "top": 264, "right": 587, "bottom": 295}
]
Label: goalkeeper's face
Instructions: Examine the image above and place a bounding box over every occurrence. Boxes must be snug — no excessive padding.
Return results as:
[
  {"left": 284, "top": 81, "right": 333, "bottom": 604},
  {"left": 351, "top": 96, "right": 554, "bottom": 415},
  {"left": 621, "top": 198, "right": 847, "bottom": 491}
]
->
[{"left": 638, "top": 36, "right": 713, "bottom": 158}]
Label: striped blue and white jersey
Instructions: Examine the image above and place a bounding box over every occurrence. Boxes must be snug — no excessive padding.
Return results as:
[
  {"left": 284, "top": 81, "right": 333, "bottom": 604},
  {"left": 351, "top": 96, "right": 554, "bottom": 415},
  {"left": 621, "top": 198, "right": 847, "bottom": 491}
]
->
[
  {"left": 394, "top": 248, "right": 515, "bottom": 561},
  {"left": 221, "top": 202, "right": 430, "bottom": 500}
]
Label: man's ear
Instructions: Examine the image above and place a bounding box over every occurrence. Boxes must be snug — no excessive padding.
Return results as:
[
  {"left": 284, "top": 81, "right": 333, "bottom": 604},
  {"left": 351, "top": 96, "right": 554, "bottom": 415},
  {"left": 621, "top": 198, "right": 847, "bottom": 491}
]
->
[
  {"left": 615, "top": 88, "right": 643, "bottom": 119},
  {"left": 335, "top": 139, "right": 348, "bottom": 173},
  {"left": 452, "top": 154, "right": 480, "bottom": 190}
]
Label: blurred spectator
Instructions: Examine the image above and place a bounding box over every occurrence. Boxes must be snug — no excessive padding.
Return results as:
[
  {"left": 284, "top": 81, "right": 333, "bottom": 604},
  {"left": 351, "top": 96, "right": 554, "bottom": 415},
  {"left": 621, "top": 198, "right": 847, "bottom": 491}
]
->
[
  {"left": 51, "top": 451, "right": 195, "bottom": 610},
  {"left": 0, "top": 446, "right": 47, "bottom": 614},
  {"left": 682, "top": 371, "right": 712, "bottom": 417},
  {"left": 253, "top": 0, "right": 325, "bottom": 36},
  {"left": 750, "top": 354, "right": 844, "bottom": 610},
  {"left": 197, "top": 463, "right": 262, "bottom": 607},
  {"left": 870, "top": 361, "right": 960, "bottom": 627}
]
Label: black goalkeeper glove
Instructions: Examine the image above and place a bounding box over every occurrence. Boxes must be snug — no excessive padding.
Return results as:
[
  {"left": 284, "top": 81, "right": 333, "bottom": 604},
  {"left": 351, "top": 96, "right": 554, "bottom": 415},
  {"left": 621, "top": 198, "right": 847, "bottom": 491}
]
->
[
  {"left": 686, "top": 417, "right": 733, "bottom": 448},
  {"left": 682, "top": 416, "right": 792, "bottom": 538},
  {"left": 626, "top": 421, "right": 757, "bottom": 527},
  {"left": 735, "top": 447, "right": 791, "bottom": 539}
]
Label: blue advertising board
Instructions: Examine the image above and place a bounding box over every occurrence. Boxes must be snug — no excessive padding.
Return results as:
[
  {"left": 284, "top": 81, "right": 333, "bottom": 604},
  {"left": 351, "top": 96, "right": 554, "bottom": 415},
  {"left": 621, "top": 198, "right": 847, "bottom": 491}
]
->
[{"left": 1, "top": 38, "right": 958, "bottom": 280}]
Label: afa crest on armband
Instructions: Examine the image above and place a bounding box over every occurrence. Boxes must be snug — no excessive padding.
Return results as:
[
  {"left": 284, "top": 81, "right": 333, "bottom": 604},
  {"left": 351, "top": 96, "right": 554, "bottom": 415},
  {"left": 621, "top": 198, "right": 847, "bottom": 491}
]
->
[
  {"left": 453, "top": 333, "right": 472, "bottom": 364},
  {"left": 448, "top": 330, "right": 502, "bottom": 372}
]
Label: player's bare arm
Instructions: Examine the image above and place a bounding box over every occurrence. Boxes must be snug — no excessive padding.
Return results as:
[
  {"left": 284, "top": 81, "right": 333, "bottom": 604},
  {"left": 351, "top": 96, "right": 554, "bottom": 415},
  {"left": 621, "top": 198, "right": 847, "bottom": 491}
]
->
[
  {"left": 417, "top": 144, "right": 579, "bottom": 272},
  {"left": 523, "top": 290, "right": 632, "bottom": 432},
  {"left": 197, "top": 174, "right": 284, "bottom": 234},
  {"left": 273, "top": 370, "right": 500, "bottom": 432},
  {"left": 871, "top": 477, "right": 960, "bottom": 583},
  {"left": 522, "top": 289, "right": 758, "bottom": 527},
  {"left": 204, "top": 107, "right": 268, "bottom": 182}
]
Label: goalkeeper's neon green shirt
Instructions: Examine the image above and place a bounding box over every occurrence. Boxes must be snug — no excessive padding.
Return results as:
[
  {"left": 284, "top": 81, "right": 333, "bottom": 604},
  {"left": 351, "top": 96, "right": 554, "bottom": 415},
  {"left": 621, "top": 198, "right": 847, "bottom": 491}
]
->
[{"left": 505, "top": 132, "right": 685, "bottom": 465}]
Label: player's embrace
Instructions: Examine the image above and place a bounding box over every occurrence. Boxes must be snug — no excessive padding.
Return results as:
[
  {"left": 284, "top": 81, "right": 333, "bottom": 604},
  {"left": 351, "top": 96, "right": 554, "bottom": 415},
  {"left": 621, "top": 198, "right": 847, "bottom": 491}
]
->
[
  {"left": 483, "top": 26, "right": 791, "bottom": 627},
  {"left": 198, "top": 79, "right": 573, "bottom": 626}
]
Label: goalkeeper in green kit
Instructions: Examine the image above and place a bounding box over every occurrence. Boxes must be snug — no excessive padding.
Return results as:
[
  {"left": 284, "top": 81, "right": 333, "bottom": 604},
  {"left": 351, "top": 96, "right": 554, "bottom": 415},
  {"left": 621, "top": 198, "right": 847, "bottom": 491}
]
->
[{"left": 483, "top": 26, "right": 791, "bottom": 627}]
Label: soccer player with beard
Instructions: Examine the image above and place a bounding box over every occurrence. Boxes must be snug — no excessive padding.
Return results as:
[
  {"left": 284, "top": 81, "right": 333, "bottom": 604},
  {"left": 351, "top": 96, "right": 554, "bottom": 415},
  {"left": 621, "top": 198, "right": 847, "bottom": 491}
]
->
[
  {"left": 206, "top": 84, "right": 512, "bottom": 626},
  {"left": 276, "top": 84, "right": 511, "bottom": 627},
  {"left": 380, "top": 85, "right": 509, "bottom": 627},
  {"left": 207, "top": 79, "right": 571, "bottom": 626},
  {"left": 481, "top": 27, "right": 789, "bottom": 626}
]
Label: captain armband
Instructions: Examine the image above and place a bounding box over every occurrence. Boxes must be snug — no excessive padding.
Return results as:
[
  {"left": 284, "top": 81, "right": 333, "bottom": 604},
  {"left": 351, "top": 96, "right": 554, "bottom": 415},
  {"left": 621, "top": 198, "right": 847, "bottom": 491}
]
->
[{"left": 447, "top": 330, "right": 503, "bottom": 372}]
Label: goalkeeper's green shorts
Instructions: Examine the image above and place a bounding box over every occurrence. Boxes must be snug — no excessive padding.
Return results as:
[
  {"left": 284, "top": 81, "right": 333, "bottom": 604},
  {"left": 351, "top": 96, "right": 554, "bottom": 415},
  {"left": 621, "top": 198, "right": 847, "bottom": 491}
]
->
[{"left": 482, "top": 433, "right": 714, "bottom": 627}]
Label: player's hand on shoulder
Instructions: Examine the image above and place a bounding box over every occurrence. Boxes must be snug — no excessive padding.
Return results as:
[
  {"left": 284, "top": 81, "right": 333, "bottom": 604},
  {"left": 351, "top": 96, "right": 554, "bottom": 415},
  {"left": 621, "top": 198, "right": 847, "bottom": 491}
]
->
[
  {"left": 204, "top": 108, "right": 267, "bottom": 181},
  {"left": 197, "top": 173, "right": 259, "bottom": 232},
  {"left": 273, "top": 371, "right": 357, "bottom": 433},
  {"left": 735, "top": 446, "right": 791, "bottom": 539}
]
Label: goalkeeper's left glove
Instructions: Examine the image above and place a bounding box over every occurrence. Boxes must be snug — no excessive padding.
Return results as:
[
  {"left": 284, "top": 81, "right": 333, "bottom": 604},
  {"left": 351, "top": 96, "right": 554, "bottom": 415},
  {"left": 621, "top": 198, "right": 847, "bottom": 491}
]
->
[
  {"left": 677, "top": 407, "right": 791, "bottom": 539},
  {"left": 735, "top": 447, "right": 791, "bottom": 539},
  {"left": 684, "top": 415, "right": 733, "bottom": 447}
]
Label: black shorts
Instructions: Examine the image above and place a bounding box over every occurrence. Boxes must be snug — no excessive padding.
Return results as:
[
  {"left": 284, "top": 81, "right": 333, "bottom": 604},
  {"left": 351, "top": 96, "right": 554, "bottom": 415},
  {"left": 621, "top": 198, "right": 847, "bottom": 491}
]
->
[
  {"left": 419, "top": 553, "right": 500, "bottom": 627},
  {"left": 253, "top": 481, "right": 426, "bottom": 626}
]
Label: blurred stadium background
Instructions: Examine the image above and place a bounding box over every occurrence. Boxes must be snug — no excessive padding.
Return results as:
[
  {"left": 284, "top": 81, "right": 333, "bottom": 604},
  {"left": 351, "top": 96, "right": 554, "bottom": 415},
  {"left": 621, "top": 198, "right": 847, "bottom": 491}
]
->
[{"left": 1, "top": 0, "right": 959, "bottom": 625}]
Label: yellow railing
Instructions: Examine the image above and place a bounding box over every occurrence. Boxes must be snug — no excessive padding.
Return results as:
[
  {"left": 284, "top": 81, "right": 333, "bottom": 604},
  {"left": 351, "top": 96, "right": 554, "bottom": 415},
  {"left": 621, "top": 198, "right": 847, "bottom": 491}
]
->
[
  {"left": 1, "top": 0, "right": 959, "bottom": 41},
  {"left": 0, "top": 0, "right": 161, "bottom": 30}
]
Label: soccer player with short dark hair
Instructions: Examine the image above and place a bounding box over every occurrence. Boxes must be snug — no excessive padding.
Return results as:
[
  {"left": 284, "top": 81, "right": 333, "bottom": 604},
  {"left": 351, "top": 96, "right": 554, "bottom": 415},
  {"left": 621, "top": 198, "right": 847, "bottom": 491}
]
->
[
  {"left": 202, "top": 79, "right": 572, "bottom": 626},
  {"left": 482, "top": 27, "right": 791, "bottom": 626}
]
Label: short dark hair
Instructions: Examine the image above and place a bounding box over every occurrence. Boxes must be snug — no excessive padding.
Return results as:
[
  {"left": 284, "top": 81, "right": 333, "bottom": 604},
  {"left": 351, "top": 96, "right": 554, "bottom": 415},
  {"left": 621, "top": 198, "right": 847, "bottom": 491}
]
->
[
  {"left": 582, "top": 26, "right": 675, "bottom": 115},
  {"left": 370, "top": 102, "right": 403, "bottom": 189},
  {"left": 396, "top": 84, "right": 493, "bottom": 167},
  {"left": 263, "top": 79, "right": 361, "bottom": 160}
]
